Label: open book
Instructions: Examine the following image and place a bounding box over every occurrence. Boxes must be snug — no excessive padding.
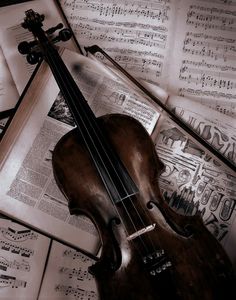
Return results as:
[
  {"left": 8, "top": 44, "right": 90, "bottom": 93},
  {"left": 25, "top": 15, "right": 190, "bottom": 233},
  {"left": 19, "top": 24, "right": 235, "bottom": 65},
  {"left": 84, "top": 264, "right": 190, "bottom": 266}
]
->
[{"left": 0, "top": 215, "right": 98, "bottom": 300}]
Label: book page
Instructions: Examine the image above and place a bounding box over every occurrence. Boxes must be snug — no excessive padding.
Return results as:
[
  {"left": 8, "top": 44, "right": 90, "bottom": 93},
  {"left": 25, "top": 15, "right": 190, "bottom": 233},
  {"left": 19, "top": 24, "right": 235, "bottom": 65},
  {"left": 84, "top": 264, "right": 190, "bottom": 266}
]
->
[
  {"left": 0, "top": 48, "right": 161, "bottom": 255},
  {"left": 167, "top": 0, "right": 236, "bottom": 117},
  {"left": 0, "top": 0, "right": 76, "bottom": 95},
  {"left": 0, "top": 215, "right": 50, "bottom": 300},
  {"left": 0, "top": 46, "right": 19, "bottom": 112},
  {"left": 155, "top": 96, "right": 236, "bottom": 271},
  {"left": 59, "top": 0, "right": 178, "bottom": 87},
  {"left": 38, "top": 241, "right": 98, "bottom": 300}
]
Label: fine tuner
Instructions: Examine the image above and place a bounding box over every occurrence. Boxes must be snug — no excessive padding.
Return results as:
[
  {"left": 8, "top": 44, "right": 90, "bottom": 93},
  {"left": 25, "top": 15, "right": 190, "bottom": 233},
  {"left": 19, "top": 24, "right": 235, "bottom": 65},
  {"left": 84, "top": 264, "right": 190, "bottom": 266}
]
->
[{"left": 18, "top": 14, "right": 72, "bottom": 64}]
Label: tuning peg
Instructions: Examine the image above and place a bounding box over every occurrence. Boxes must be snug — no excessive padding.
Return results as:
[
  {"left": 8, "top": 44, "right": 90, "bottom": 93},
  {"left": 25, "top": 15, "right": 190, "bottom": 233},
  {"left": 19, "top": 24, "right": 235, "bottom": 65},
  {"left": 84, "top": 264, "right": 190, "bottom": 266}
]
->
[
  {"left": 58, "top": 28, "right": 72, "bottom": 41},
  {"left": 46, "top": 23, "right": 64, "bottom": 35},
  {"left": 51, "top": 28, "right": 72, "bottom": 44},
  {"left": 26, "top": 51, "right": 42, "bottom": 64},
  {"left": 18, "top": 41, "right": 31, "bottom": 54},
  {"left": 18, "top": 41, "right": 38, "bottom": 54}
]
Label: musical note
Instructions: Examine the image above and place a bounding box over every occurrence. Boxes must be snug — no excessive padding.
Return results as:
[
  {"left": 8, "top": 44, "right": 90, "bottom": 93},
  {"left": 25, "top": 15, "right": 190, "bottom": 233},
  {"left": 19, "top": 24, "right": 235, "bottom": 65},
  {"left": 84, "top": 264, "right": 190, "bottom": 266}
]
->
[
  {"left": 0, "top": 227, "right": 38, "bottom": 242},
  {"left": 63, "top": 249, "right": 91, "bottom": 263},
  {"left": 55, "top": 284, "right": 98, "bottom": 299},
  {"left": 183, "top": 32, "right": 236, "bottom": 62},
  {"left": 178, "top": 88, "right": 236, "bottom": 117},
  {"left": 0, "top": 240, "right": 34, "bottom": 257},
  {"left": 187, "top": 5, "right": 236, "bottom": 31},
  {"left": 0, "top": 274, "right": 27, "bottom": 289},
  {"left": 179, "top": 60, "right": 236, "bottom": 90},
  {"left": 72, "top": 22, "right": 167, "bottom": 48},
  {"left": 0, "top": 256, "right": 30, "bottom": 272},
  {"left": 64, "top": 0, "right": 170, "bottom": 22},
  {"left": 59, "top": 266, "right": 93, "bottom": 281}
]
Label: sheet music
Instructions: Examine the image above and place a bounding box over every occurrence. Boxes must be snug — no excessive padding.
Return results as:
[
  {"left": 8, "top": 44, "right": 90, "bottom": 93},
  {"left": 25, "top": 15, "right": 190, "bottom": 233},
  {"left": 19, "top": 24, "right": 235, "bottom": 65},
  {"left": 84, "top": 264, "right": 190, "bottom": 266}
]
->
[
  {"left": 60, "top": 0, "right": 177, "bottom": 87},
  {"left": 60, "top": 0, "right": 236, "bottom": 116},
  {"left": 167, "top": 0, "right": 236, "bottom": 117},
  {"left": 0, "top": 216, "right": 50, "bottom": 299},
  {"left": 156, "top": 96, "right": 236, "bottom": 269},
  {"left": 38, "top": 241, "right": 98, "bottom": 300},
  {"left": 0, "top": 47, "right": 19, "bottom": 112}
]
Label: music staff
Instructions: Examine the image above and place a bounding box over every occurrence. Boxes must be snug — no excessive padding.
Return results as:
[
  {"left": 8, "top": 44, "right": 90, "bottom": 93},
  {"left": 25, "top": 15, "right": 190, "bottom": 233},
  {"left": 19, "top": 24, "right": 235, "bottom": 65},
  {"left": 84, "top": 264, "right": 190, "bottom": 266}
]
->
[
  {"left": 179, "top": 87, "right": 236, "bottom": 100},
  {"left": 179, "top": 61, "right": 236, "bottom": 90},
  {"left": 0, "top": 240, "right": 34, "bottom": 257},
  {"left": 59, "top": 266, "right": 93, "bottom": 281},
  {"left": 187, "top": 5, "right": 236, "bottom": 31},
  {"left": 72, "top": 23, "right": 167, "bottom": 48},
  {"left": 178, "top": 88, "right": 236, "bottom": 117},
  {"left": 0, "top": 274, "right": 27, "bottom": 289},
  {"left": 0, "top": 256, "right": 30, "bottom": 272},
  {"left": 64, "top": 0, "right": 170, "bottom": 22},
  {"left": 55, "top": 284, "right": 97, "bottom": 300},
  {"left": 63, "top": 249, "right": 91, "bottom": 263},
  {"left": 0, "top": 227, "right": 38, "bottom": 241},
  {"left": 183, "top": 32, "right": 236, "bottom": 62}
]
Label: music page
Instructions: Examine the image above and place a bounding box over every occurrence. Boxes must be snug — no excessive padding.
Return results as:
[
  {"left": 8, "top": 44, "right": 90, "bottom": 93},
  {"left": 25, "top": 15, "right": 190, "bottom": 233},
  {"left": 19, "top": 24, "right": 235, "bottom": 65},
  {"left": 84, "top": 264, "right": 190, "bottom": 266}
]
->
[
  {"left": 60, "top": 0, "right": 178, "bottom": 87},
  {"left": 0, "top": 216, "right": 50, "bottom": 300},
  {"left": 155, "top": 96, "right": 236, "bottom": 270},
  {"left": 38, "top": 241, "right": 98, "bottom": 300},
  {"left": 60, "top": 0, "right": 236, "bottom": 117},
  {"left": 0, "top": 47, "right": 19, "bottom": 112},
  {"left": 166, "top": 0, "right": 236, "bottom": 117}
]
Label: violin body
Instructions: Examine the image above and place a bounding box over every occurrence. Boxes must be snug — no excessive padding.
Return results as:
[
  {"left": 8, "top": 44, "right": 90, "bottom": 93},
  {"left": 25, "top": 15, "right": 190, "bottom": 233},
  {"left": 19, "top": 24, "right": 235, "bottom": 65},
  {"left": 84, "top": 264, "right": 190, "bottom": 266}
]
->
[{"left": 52, "top": 114, "right": 235, "bottom": 300}]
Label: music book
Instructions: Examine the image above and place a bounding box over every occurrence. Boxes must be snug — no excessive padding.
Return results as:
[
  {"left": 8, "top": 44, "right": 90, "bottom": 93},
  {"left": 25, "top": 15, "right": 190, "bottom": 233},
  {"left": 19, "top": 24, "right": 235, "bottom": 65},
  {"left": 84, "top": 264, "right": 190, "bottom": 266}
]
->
[{"left": 0, "top": 215, "right": 98, "bottom": 299}]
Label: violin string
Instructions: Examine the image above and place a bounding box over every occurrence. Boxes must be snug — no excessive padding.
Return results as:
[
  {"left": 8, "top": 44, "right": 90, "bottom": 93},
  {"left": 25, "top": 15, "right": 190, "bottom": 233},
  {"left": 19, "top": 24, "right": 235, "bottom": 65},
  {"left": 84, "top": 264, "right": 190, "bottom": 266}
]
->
[
  {"left": 46, "top": 50, "right": 159, "bottom": 256},
  {"left": 53, "top": 53, "right": 163, "bottom": 257},
  {"left": 46, "top": 54, "right": 147, "bottom": 238}
]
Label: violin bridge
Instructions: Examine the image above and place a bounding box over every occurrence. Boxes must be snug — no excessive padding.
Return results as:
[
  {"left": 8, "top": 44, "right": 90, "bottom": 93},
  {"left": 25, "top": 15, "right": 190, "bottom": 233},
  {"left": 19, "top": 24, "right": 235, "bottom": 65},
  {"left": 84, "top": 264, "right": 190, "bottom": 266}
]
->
[{"left": 126, "top": 224, "right": 156, "bottom": 241}]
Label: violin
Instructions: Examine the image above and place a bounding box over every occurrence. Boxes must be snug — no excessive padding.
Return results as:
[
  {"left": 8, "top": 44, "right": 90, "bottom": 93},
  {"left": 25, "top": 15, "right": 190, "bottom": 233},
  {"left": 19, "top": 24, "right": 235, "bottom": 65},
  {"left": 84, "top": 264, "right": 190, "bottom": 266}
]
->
[{"left": 18, "top": 10, "right": 235, "bottom": 300}]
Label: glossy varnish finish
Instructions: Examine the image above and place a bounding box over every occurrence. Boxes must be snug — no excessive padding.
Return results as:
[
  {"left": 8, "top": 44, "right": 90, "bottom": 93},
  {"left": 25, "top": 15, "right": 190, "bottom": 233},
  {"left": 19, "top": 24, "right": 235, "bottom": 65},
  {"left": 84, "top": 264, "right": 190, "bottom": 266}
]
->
[{"left": 52, "top": 114, "right": 235, "bottom": 300}]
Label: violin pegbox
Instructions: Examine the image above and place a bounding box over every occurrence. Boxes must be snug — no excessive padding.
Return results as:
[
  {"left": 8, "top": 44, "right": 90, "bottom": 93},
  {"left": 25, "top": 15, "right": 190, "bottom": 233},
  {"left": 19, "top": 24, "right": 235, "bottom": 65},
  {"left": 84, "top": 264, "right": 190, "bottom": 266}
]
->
[
  {"left": 18, "top": 9, "right": 72, "bottom": 64},
  {"left": 21, "top": 9, "right": 44, "bottom": 31}
]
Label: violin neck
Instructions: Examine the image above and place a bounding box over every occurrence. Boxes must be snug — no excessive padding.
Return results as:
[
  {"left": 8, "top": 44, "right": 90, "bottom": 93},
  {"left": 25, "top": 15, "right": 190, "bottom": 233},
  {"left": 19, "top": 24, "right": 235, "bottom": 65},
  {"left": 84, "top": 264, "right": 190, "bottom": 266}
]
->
[{"left": 37, "top": 27, "right": 139, "bottom": 202}]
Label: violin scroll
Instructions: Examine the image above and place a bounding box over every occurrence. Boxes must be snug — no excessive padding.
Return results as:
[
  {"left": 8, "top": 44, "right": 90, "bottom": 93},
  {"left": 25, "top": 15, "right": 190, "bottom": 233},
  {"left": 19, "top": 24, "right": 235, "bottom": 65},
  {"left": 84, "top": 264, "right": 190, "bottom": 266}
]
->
[{"left": 18, "top": 9, "right": 72, "bottom": 64}]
